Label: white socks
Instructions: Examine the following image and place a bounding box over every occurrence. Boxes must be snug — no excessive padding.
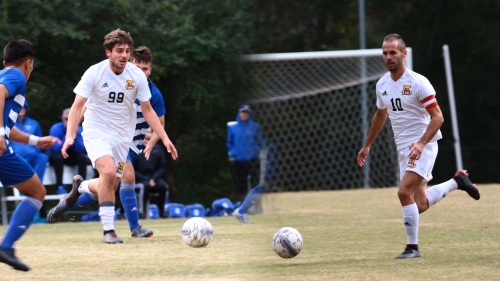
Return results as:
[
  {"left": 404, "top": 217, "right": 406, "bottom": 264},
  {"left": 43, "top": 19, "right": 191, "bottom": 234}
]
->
[
  {"left": 426, "top": 179, "right": 458, "bottom": 208},
  {"left": 402, "top": 203, "right": 419, "bottom": 245},
  {"left": 78, "top": 180, "right": 96, "bottom": 196},
  {"left": 99, "top": 206, "right": 115, "bottom": 231}
]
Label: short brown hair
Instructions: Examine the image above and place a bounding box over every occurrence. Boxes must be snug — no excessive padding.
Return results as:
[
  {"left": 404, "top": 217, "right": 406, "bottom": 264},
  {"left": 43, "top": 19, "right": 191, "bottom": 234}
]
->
[
  {"left": 103, "top": 28, "right": 134, "bottom": 51},
  {"left": 131, "top": 46, "right": 153, "bottom": 64},
  {"left": 383, "top": 34, "right": 406, "bottom": 51}
]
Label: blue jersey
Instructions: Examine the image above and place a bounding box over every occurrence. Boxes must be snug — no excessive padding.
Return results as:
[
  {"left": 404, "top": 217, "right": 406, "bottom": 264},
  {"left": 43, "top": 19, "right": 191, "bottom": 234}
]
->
[
  {"left": 130, "top": 79, "right": 166, "bottom": 155},
  {"left": 0, "top": 67, "right": 35, "bottom": 186},
  {"left": 1, "top": 68, "right": 27, "bottom": 152}
]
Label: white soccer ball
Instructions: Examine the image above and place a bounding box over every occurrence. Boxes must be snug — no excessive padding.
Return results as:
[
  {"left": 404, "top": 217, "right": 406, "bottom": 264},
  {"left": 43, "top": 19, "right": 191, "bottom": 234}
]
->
[
  {"left": 272, "top": 227, "right": 303, "bottom": 258},
  {"left": 181, "top": 217, "right": 213, "bottom": 247}
]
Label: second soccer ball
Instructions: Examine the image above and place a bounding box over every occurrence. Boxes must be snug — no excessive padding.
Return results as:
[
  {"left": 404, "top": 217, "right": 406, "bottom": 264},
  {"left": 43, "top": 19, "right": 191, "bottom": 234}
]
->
[{"left": 272, "top": 227, "right": 303, "bottom": 258}]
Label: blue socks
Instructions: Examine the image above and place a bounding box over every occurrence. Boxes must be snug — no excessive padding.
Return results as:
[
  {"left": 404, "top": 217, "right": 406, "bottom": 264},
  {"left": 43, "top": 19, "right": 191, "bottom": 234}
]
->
[
  {"left": 120, "top": 182, "right": 140, "bottom": 231},
  {"left": 1, "top": 197, "right": 41, "bottom": 251},
  {"left": 75, "top": 192, "right": 98, "bottom": 208},
  {"left": 239, "top": 184, "right": 264, "bottom": 214}
]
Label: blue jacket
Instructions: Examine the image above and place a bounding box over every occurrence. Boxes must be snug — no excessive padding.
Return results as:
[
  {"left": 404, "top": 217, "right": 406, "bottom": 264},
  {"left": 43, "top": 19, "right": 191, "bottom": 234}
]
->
[
  {"left": 226, "top": 104, "right": 264, "bottom": 162},
  {"left": 11, "top": 115, "right": 43, "bottom": 158},
  {"left": 47, "top": 122, "right": 85, "bottom": 154}
]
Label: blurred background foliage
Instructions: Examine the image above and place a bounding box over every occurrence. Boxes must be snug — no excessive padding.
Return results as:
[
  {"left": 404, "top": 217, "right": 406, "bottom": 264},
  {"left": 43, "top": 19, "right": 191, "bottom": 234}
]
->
[{"left": 1, "top": 0, "right": 499, "bottom": 206}]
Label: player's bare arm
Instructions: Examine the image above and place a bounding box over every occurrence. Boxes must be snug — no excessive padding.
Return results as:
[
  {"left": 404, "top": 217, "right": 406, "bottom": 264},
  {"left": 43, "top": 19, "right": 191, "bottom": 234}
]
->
[
  {"left": 79, "top": 104, "right": 87, "bottom": 124},
  {"left": 357, "top": 108, "right": 388, "bottom": 167},
  {"left": 409, "top": 105, "right": 444, "bottom": 160},
  {"left": 144, "top": 115, "right": 165, "bottom": 160},
  {"left": 0, "top": 84, "right": 8, "bottom": 156},
  {"left": 62, "top": 95, "right": 87, "bottom": 158},
  {"left": 140, "top": 100, "right": 178, "bottom": 160},
  {"left": 8, "top": 127, "right": 60, "bottom": 150}
]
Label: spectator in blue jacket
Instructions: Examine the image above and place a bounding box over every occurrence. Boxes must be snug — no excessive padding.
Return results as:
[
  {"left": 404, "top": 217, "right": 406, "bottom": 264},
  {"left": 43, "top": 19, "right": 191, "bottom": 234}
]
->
[
  {"left": 226, "top": 103, "right": 264, "bottom": 201},
  {"left": 47, "top": 108, "right": 88, "bottom": 194},
  {"left": 10, "top": 101, "right": 49, "bottom": 183}
]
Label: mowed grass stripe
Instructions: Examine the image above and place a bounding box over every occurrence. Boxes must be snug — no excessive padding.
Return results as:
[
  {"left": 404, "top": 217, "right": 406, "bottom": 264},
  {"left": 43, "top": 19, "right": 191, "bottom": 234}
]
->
[{"left": 1, "top": 184, "right": 499, "bottom": 280}]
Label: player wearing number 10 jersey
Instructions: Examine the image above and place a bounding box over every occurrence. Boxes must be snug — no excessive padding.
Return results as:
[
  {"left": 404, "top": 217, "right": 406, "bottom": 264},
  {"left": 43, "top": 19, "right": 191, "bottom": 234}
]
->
[
  {"left": 375, "top": 63, "right": 442, "bottom": 150},
  {"left": 357, "top": 34, "right": 480, "bottom": 259}
]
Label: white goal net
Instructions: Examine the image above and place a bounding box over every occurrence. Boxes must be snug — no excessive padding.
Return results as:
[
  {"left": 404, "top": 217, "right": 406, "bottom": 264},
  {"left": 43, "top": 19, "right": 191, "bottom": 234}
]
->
[{"left": 240, "top": 48, "right": 413, "bottom": 191}]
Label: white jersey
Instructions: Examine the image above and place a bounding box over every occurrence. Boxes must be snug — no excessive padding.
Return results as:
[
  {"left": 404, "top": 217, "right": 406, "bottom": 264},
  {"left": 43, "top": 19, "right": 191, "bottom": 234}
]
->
[
  {"left": 376, "top": 68, "right": 442, "bottom": 150},
  {"left": 74, "top": 60, "right": 151, "bottom": 143}
]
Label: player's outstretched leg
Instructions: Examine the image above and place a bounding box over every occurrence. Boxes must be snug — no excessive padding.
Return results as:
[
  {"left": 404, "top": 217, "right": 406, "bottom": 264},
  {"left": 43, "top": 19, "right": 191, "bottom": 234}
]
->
[
  {"left": 46, "top": 175, "right": 84, "bottom": 223},
  {"left": 0, "top": 248, "right": 30, "bottom": 271},
  {"left": 453, "top": 170, "right": 480, "bottom": 200},
  {"left": 119, "top": 182, "right": 153, "bottom": 238},
  {"left": 232, "top": 184, "right": 265, "bottom": 224}
]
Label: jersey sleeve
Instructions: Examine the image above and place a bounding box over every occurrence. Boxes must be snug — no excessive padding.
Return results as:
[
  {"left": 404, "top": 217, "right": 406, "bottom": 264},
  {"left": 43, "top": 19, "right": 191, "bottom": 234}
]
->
[
  {"left": 73, "top": 66, "right": 97, "bottom": 98},
  {"left": 149, "top": 84, "right": 166, "bottom": 117},
  {"left": 0, "top": 69, "right": 26, "bottom": 98},
  {"left": 375, "top": 83, "right": 386, "bottom": 109},
  {"left": 417, "top": 77, "right": 438, "bottom": 110}
]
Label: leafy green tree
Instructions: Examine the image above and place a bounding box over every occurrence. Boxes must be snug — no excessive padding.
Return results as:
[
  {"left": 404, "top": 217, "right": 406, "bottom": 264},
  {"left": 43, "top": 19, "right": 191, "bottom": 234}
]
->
[{"left": 0, "top": 0, "right": 253, "bottom": 206}]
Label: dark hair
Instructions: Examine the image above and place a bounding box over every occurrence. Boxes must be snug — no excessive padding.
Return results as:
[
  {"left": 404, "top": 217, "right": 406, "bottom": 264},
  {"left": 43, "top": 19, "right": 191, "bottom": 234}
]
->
[
  {"left": 131, "top": 46, "right": 153, "bottom": 63},
  {"left": 383, "top": 34, "right": 406, "bottom": 51},
  {"left": 3, "top": 39, "right": 35, "bottom": 67},
  {"left": 103, "top": 28, "right": 134, "bottom": 51}
]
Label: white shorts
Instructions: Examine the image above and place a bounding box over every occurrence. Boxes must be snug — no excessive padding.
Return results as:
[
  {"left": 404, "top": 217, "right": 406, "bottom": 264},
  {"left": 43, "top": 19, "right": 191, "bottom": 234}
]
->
[
  {"left": 83, "top": 131, "right": 131, "bottom": 178},
  {"left": 398, "top": 141, "right": 438, "bottom": 183}
]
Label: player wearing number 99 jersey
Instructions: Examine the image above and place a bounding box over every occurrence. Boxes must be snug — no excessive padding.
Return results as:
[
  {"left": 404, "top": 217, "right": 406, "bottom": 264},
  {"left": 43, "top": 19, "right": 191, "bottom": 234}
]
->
[
  {"left": 74, "top": 55, "right": 150, "bottom": 149},
  {"left": 53, "top": 29, "right": 177, "bottom": 244}
]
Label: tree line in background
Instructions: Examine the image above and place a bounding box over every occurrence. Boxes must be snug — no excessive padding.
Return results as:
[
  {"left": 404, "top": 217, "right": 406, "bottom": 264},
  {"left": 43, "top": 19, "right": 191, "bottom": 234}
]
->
[{"left": 1, "top": 0, "right": 498, "bottom": 206}]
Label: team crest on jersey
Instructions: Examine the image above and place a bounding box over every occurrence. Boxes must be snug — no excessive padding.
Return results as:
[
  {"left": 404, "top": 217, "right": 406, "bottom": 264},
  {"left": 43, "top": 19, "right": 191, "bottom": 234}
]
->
[
  {"left": 125, "top": 80, "right": 135, "bottom": 90},
  {"left": 407, "top": 159, "right": 416, "bottom": 168},
  {"left": 401, "top": 85, "right": 412, "bottom": 96},
  {"left": 116, "top": 162, "right": 125, "bottom": 174}
]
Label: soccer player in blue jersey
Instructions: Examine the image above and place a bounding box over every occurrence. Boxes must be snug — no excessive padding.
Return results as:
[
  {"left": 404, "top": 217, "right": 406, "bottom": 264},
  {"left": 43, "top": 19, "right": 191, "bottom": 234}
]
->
[
  {"left": 0, "top": 39, "right": 59, "bottom": 271},
  {"left": 46, "top": 46, "right": 169, "bottom": 239}
]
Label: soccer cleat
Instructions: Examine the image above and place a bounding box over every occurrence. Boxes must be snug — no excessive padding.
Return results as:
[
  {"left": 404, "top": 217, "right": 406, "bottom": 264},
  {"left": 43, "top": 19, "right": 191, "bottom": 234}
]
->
[
  {"left": 46, "top": 196, "right": 68, "bottom": 223},
  {"left": 233, "top": 208, "right": 251, "bottom": 224},
  {"left": 104, "top": 231, "right": 123, "bottom": 244},
  {"left": 453, "top": 170, "right": 480, "bottom": 200},
  {"left": 0, "top": 248, "right": 30, "bottom": 271},
  {"left": 46, "top": 175, "right": 84, "bottom": 223},
  {"left": 131, "top": 225, "right": 154, "bottom": 238},
  {"left": 396, "top": 249, "right": 421, "bottom": 259},
  {"left": 66, "top": 175, "right": 84, "bottom": 208}
]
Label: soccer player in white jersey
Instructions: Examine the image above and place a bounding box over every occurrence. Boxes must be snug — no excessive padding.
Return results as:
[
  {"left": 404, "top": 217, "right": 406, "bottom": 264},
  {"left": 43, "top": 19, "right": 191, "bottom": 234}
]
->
[
  {"left": 357, "top": 34, "right": 480, "bottom": 259},
  {"left": 49, "top": 29, "right": 177, "bottom": 244},
  {"left": 0, "top": 39, "right": 59, "bottom": 271},
  {"left": 47, "top": 46, "right": 167, "bottom": 239}
]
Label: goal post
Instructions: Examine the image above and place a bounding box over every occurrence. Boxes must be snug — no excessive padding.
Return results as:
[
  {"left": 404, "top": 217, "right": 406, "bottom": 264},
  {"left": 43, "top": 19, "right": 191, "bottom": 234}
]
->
[{"left": 239, "top": 48, "right": 413, "bottom": 191}]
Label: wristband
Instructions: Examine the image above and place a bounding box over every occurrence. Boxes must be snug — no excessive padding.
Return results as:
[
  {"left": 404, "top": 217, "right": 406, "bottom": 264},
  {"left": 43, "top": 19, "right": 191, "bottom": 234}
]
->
[
  {"left": 28, "top": 135, "right": 40, "bottom": 145},
  {"left": 0, "top": 126, "right": 4, "bottom": 137}
]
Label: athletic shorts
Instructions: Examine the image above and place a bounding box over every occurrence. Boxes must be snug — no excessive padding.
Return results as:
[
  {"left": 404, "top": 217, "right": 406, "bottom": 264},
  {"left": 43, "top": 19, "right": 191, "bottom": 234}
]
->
[
  {"left": 398, "top": 141, "right": 438, "bottom": 183},
  {"left": 126, "top": 149, "right": 138, "bottom": 164},
  {"left": 83, "top": 132, "right": 130, "bottom": 178},
  {"left": 0, "top": 152, "right": 35, "bottom": 187}
]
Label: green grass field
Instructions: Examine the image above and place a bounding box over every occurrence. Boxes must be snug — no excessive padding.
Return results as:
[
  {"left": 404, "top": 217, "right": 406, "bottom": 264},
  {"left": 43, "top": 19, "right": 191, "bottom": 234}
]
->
[{"left": 1, "top": 184, "right": 500, "bottom": 280}]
